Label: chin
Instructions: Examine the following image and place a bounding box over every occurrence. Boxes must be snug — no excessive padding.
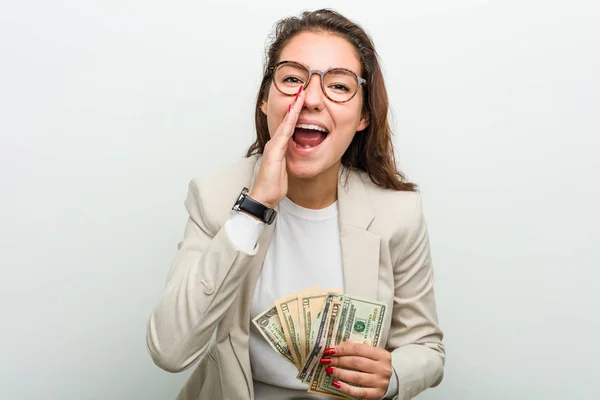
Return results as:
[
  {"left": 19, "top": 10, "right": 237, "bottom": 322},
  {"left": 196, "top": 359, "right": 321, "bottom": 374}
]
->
[
  {"left": 286, "top": 157, "right": 341, "bottom": 181},
  {"left": 286, "top": 161, "right": 325, "bottom": 179}
]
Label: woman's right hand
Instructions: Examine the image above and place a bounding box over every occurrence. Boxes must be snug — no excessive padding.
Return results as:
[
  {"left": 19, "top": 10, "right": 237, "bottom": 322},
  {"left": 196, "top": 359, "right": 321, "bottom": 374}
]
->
[{"left": 249, "top": 86, "right": 305, "bottom": 208}]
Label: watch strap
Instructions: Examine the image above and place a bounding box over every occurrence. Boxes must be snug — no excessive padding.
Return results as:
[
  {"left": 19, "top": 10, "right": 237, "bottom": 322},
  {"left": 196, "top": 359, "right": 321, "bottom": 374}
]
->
[{"left": 233, "top": 187, "right": 277, "bottom": 224}]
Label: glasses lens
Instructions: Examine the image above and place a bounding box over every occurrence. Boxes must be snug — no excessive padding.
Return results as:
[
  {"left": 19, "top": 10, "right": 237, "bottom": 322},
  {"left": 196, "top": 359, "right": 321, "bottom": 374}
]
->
[
  {"left": 324, "top": 69, "right": 359, "bottom": 102},
  {"left": 273, "top": 63, "right": 308, "bottom": 95}
]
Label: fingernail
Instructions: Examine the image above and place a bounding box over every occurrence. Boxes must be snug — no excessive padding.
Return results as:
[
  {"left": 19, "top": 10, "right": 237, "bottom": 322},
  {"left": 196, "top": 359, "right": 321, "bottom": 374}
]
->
[
  {"left": 288, "top": 104, "right": 291, "bottom": 113},
  {"left": 332, "top": 381, "right": 342, "bottom": 389},
  {"left": 325, "top": 367, "right": 334, "bottom": 375},
  {"left": 323, "top": 348, "right": 336, "bottom": 356},
  {"left": 320, "top": 358, "right": 332, "bottom": 365},
  {"left": 298, "top": 85, "right": 303, "bottom": 94}
]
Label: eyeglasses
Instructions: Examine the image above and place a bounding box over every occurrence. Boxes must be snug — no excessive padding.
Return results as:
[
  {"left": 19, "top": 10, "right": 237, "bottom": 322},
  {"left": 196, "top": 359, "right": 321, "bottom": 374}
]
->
[{"left": 268, "top": 60, "right": 367, "bottom": 103}]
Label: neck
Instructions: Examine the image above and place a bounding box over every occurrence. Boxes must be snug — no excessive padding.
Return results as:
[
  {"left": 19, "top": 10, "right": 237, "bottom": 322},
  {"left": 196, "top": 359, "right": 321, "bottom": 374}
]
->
[{"left": 286, "top": 162, "right": 340, "bottom": 210}]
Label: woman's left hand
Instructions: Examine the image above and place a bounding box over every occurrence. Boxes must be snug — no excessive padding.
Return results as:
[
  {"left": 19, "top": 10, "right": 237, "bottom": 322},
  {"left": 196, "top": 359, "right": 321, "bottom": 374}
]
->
[{"left": 320, "top": 342, "right": 393, "bottom": 400}]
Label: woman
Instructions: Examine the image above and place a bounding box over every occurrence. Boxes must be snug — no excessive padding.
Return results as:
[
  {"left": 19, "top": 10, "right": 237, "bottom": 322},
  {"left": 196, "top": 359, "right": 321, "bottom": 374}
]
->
[{"left": 147, "top": 9, "right": 445, "bottom": 400}]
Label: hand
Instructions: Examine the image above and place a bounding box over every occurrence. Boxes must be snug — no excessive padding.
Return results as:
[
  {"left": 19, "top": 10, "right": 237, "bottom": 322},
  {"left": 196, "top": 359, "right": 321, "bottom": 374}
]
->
[
  {"left": 320, "top": 342, "right": 393, "bottom": 400},
  {"left": 249, "top": 86, "right": 305, "bottom": 208}
]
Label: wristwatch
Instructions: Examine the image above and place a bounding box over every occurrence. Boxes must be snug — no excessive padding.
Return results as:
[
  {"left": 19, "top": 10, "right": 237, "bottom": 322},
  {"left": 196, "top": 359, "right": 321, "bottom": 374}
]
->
[{"left": 232, "top": 187, "right": 277, "bottom": 225}]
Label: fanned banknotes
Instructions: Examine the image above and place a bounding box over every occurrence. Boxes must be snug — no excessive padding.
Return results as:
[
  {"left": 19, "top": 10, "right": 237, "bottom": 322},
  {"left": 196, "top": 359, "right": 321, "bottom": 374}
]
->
[{"left": 252, "top": 287, "right": 387, "bottom": 399}]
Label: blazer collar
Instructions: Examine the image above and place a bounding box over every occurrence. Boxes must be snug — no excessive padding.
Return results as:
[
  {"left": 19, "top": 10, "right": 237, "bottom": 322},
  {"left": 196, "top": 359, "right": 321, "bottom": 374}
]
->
[
  {"left": 336, "top": 165, "right": 380, "bottom": 301},
  {"left": 336, "top": 164, "right": 375, "bottom": 229}
]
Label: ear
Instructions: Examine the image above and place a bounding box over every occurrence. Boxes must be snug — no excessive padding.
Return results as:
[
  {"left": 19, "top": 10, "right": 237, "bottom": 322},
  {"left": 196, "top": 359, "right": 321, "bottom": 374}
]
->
[
  {"left": 357, "top": 112, "right": 369, "bottom": 131},
  {"left": 260, "top": 98, "right": 268, "bottom": 116}
]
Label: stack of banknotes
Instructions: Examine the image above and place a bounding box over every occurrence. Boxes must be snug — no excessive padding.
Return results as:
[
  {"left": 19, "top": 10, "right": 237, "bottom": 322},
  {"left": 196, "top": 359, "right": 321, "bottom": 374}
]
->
[{"left": 252, "top": 286, "right": 387, "bottom": 399}]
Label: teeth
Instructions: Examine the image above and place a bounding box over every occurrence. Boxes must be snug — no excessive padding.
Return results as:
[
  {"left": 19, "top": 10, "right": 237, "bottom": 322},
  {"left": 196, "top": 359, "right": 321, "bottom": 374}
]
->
[{"left": 295, "top": 123, "right": 328, "bottom": 133}]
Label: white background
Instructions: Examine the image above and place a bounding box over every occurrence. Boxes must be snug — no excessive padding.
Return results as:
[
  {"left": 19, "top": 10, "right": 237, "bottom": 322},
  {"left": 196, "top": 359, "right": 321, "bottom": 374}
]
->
[{"left": 1, "top": 1, "right": 599, "bottom": 399}]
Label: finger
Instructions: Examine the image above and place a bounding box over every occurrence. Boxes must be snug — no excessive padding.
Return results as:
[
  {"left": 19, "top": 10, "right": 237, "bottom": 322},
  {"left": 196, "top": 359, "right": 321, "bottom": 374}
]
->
[
  {"left": 329, "top": 378, "right": 383, "bottom": 400},
  {"left": 325, "top": 342, "right": 391, "bottom": 362},
  {"left": 326, "top": 366, "right": 385, "bottom": 388},
  {"left": 322, "top": 355, "right": 380, "bottom": 374},
  {"left": 289, "top": 84, "right": 305, "bottom": 115},
  {"left": 280, "top": 88, "right": 305, "bottom": 138},
  {"left": 273, "top": 87, "right": 306, "bottom": 144}
]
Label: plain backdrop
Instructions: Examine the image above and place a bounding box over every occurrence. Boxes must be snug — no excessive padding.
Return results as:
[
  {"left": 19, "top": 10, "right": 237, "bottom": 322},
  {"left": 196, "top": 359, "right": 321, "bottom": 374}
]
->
[{"left": 1, "top": 1, "right": 599, "bottom": 399}]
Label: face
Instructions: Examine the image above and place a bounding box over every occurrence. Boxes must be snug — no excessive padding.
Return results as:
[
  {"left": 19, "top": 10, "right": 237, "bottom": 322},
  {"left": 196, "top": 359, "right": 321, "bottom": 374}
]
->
[{"left": 260, "top": 31, "right": 369, "bottom": 180}]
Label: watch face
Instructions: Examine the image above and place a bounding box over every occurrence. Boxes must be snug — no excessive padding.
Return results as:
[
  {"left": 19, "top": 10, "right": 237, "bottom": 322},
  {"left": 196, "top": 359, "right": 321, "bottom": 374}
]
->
[{"left": 264, "top": 208, "right": 276, "bottom": 224}]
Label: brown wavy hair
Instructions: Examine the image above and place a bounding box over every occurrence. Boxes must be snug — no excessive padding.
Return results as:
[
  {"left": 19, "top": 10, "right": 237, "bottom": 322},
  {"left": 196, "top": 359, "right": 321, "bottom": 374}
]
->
[{"left": 246, "top": 9, "right": 416, "bottom": 192}]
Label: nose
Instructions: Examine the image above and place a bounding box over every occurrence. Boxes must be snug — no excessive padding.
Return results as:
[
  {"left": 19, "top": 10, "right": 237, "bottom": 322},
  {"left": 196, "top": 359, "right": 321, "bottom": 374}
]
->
[{"left": 302, "top": 72, "right": 325, "bottom": 111}]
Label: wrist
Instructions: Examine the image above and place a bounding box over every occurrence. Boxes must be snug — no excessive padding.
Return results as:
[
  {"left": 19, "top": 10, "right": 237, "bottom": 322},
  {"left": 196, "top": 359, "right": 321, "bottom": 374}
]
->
[{"left": 232, "top": 187, "right": 277, "bottom": 225}]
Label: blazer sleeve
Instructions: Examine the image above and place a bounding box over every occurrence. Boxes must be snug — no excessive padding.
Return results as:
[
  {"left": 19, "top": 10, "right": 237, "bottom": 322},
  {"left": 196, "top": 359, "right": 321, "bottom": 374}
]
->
[
  {"left": 388, "top": 193, "right": 445, "bottom": 399},
  {"left": 146, "top": 178, "right": 257, "bottom": 373}
]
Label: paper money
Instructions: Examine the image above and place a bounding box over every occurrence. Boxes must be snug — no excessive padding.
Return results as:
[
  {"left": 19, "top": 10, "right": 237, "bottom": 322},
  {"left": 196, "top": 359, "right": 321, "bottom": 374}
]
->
[
  {"left": 296, "top": 286, "right": 322, "bottom": 365},
  {"left": 318, "top": 295, "right": 387, "bottom": 395},
  {"left": 307, "top": 299, "right": 346, "bottom": 398},
  {"left": 254, "top": 288, "right": 386, "bottom": 399},
  {"left": 307, "top": 299, "right": 341, "bottom": 387},
  {"left": 251, "top": 305, "right": 296, "bottom": 366},
  {"left": 297, "top": 293, "right": 342, "bottom": 383},
  {"left": 298, "top": 288, "right": 342, "bottom": 366},
  {"left": 275, "top": 293, "right": 302, "bottom": 369}
]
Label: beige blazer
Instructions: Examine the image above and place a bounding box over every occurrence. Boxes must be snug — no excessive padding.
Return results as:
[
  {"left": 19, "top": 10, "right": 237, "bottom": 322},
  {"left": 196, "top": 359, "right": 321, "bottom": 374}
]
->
[{"left": 146, "top": 155, "right": 445, "bottom": 400}]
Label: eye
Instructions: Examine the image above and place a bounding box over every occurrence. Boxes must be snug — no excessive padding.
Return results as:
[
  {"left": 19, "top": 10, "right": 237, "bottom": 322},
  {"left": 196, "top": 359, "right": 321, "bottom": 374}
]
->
[
  {"left": 328, "top": 83, "right": 350, "bottom": 92},
  {"left": 283, "top": 75, "right": 305, "bottom": 84}
]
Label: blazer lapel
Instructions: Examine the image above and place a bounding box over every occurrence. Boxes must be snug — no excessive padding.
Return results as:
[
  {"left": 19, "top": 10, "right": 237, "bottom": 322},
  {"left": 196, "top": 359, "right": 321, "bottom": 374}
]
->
[{"left": 337, "top": 167, "right": 380, "bottom": 301}]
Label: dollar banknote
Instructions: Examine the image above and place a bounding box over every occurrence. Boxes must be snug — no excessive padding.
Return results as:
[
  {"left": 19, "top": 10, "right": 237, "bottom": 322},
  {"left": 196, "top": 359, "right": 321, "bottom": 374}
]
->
[
  {"left": 312, "top": 295, "right": 387, "bottom": 396},
  {"left": 297, "top": 293, "right": 342, "bottom": 383},
  {"left": 275, "top": 293, "right": 302, "bottom": 369},
  {"left": 252, "top": 305, "right": 296, "bottom": 366},
  {"left": 298, "top": 288, "right": 342, "bottom": 366},
  {"left": 299, "top": 289, "right": 327, "bottom": 365},
  {"left": 307, "top": 299, "right": 347, "bottom": 398},
  {"left": 254, "top": 288, "right": 386, "bottom": 399}
]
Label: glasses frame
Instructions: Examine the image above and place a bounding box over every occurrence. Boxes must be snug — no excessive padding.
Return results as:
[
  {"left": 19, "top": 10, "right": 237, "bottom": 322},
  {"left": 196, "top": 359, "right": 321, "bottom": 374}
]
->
[{"left": 268, "top": 60, "right": 367, "bottom": 104}]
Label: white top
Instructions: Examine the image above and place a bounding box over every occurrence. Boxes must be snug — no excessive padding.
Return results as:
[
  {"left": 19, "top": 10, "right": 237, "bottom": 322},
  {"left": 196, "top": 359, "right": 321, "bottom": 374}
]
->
[{"left": 224, "top": 196, "right": 398, "bottom": 398}]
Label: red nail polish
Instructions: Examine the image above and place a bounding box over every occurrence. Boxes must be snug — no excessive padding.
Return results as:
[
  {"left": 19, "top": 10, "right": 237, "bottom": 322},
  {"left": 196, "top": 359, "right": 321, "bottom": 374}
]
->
[
  {"left": 288, "top": 104, "right": 291, "bottom": 113},
  {"left": 332, "top": 381, "right": 342, "bottom": 389},
  {"left": 323, "top": 348, "right": 336, "bottom": 356},
  {"left": 298, "top": 85, "right": 303, "bottom": 94},
  {"left": 325, "top": 367, "right": 334, "bottom": 375},
  {"left": 320, "top": 358, "right": 332, "bottom": 365}
]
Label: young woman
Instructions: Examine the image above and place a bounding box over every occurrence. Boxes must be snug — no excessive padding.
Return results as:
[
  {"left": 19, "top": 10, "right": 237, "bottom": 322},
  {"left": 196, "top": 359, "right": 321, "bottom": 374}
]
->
[{"left": 147, "top": 9, "right": 445, "bottom": 400}]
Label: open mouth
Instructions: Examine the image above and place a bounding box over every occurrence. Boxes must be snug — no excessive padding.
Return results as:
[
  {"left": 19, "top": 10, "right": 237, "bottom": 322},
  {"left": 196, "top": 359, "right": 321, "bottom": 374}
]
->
[{"left": 292, "top": 123, "right": 329, "bottom": 148}]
